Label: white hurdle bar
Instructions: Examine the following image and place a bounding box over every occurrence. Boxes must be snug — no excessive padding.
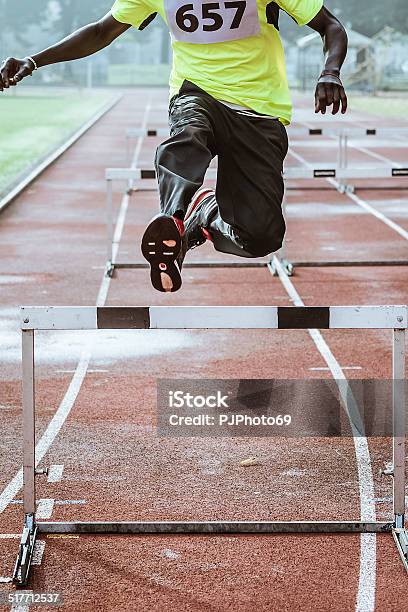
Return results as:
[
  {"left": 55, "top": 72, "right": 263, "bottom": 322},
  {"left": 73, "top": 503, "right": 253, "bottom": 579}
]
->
[
  {"left": 126, "top": 126, "right": 408, "bottom": 169},
  {"left": 13, "top": 305, "right": 408, "bottom": 585},
  {"left": 105, "top": 165, "right": 408, "bottom": 276},
  {"left": 106, "top": 165, "right": 408, "bottom": 183},
  {"left": 127, "top": 126, "right": 408, "bottom": 140}
]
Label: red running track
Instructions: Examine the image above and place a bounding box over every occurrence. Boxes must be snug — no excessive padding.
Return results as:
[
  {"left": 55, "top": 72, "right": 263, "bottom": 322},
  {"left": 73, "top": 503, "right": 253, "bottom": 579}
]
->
[{"left": 0, "top": 90, "right": 407, "bottom": 611}]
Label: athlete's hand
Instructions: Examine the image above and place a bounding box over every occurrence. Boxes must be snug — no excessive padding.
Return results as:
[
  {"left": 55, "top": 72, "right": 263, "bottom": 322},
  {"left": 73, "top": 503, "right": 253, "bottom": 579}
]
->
[
  {"left": 315, "top": 71, "right": 347, "bottom": 115},
  {"left": 0, "top": 57, "right": 35, "bottom": 91}
]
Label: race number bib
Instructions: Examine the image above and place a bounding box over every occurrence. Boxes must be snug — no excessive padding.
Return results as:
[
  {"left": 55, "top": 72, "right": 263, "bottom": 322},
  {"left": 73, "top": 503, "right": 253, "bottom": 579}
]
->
[{"left": 164, "top": 0, "right": 261, "bottom": 44}]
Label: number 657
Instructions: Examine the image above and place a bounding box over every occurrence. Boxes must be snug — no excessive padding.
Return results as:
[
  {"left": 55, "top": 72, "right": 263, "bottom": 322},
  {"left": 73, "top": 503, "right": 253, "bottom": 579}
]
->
[{"left": 176, "top": 1, "right": 247, "bottom": 33}]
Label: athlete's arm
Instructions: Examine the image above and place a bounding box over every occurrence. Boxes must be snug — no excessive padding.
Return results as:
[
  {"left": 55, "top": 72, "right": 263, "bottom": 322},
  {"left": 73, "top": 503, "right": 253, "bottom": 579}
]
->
[
  {"left": 307, "top": 6, "right": 348, "bottom": 115},
  {"left": 0, "top": 13, "right": 130, "bottom": 91}
]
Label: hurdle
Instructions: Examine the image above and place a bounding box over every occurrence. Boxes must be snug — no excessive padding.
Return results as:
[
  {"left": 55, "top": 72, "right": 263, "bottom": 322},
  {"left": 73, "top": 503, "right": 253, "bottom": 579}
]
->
[
  {"left": 126, "top": 126, "right": 408, "bottom": 171},
  {"left": 127, "top": 127, "right": 408, "bottom": 139},
  {"left": 105, "top": 165, "right": 408, "bottom": 277},
  {"left": 12, "top": 304, "right": 407, "bottom": 584}
]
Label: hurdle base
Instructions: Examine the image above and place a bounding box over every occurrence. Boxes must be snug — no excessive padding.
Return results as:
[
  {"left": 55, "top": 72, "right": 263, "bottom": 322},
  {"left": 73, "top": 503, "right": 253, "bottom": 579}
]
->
[
  {"left": 106, "top": 258, "right": 408, "bottom": 278},
  {"left": 106, "top": 261, "right": 116, "bottom": 278},
  {"left": 270, "top": 258, "right": 294, "bottom": 277},
  {"left": 106, "top": 261, "right": 269, "bottom": 273},
  {"left": 14, "top": 520, "right": 408, "bottom": 585},
  {"left": 12, "top": 513, "right": 37, "bottom": 586},
  {"left": 270, "top": 258, "right": 408, "bottom": 276},
  {"left": 37, "top": 520, "right": 392, "bottom": 534},
  {"left": 393, "top": 528, "right": 408, "bottom": 573},
  {"left": 336, "top": 182, "right": 355, "bottom": 194}
]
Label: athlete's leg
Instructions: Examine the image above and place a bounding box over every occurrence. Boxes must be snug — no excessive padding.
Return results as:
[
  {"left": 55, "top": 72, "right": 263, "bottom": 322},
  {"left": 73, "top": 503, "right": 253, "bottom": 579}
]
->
[
  {"left": 142, "top": 82, "right": 288, "bottom": 290},
  {"left": 210, "top": 105, "right": 288, "bottom": 258},
  {"left": 155, "top": 86, "right": 217, "bottom": 220},
  {"left": 160, "top": 82, "right": 288, "bottom": 259},
  {"left": 142, "top": 84, "right": 218, "bottom": 292}
]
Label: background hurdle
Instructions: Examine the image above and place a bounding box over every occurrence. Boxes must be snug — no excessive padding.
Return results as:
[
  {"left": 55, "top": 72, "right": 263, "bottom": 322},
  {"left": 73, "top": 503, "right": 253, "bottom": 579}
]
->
[
  {"left": 104, "top": 166, "right": 408, "bottom": 278},
  {"left": 13, "top": 305, "right": 408, "bottom": 585},
  {"left": 126, "top": 126, "right": 408, "bottom": 173}
]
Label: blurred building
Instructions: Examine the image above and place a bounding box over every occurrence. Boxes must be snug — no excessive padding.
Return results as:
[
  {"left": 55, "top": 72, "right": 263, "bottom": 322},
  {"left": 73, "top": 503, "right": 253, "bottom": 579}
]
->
[
  {"left": 372, "top": 26, "right": 408, "bottom": 90},
  {"left": 295, "top": 27, "right": 375, "bottom": 91}
]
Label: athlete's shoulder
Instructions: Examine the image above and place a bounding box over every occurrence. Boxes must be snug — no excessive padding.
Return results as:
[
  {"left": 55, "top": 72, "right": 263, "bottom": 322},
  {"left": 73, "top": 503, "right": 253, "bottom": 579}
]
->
[
  {"left": 275, "top": 0, "right": 323, "bottom": 27},
  {"left": 111, "top": 0, "right": 159, "bottom": 28}
]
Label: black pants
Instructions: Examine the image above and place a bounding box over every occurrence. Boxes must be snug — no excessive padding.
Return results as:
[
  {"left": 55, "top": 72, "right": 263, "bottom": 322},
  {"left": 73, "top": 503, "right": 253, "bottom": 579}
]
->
[{"left": 155, "top": 81, "right": 288, "bottom": 258}]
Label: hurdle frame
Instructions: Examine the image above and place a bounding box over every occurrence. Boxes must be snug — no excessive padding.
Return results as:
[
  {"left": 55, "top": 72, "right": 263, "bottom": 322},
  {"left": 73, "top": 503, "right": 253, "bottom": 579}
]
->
[
  {"left": 13, "top": 304, "right": 408, "bottom": 585},
  {"left": 105, "top": 166, "right": 408, "bottom": 278},
  {"left": 126, "top": 126, "right": 408, "bottom": 180}
]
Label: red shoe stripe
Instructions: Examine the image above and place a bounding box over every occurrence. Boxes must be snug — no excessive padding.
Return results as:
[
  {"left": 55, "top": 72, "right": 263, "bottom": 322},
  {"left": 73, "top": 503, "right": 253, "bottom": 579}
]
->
[
  {"left": 202, "top": 228, "right": 213, "bottom": 242},
  {"left": 185, "top": 188, "right": 215, "bottom": 222},
  {"left": 172, "top": 216, "right": 185, "bottom": 236}
]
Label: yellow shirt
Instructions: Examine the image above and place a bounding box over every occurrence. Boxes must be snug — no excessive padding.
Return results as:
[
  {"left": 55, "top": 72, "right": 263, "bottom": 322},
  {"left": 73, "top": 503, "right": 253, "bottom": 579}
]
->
[{"left": 111, "top": 0, "right": 323, "bottom": 123}]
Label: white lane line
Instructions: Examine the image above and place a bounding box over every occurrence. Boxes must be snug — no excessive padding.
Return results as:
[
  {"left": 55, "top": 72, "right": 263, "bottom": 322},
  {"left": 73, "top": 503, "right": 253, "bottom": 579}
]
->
[
  {"left": 46, "top": 535, "right": 80, "bottom": 539},
  {"left": 356, "top": 535, "right": 376, "bottom": 612},
  {"left": 270, "top": 256, "right": 377, "bottom": 612},
  {"left": 47, "top": 464, "right": 64, "bottom": 483},
  {"left": 55, "top": 369, "right": 109, "bottom": 374},
  {"left": 0, "top": 99, "right": 152, "bottom": 516},
  {"left": 343, "top": 117, "right": 408, "bottom": 147},
  {"left": 96, "top": 104, "right": 149, "bottom": 306},
  {"left": 300, "top": 118, "right": 407, "bottom": 165},
  {"left": 10, "top": 590, "right": 32, "bottom": 612},
  {"left": 10, "top": 499, "right": 85, "bottom": 505},
  {"left": 0, "top": 534, "right": 20, "bottom": 539},
  {"left": 0, "top": 469, "right": 23, "bottom": 515},
  {"left": 54, "top": 500, "right": 86, "bottom": 505},
  {"left": 35, "top": 499, "right": 55, "bottom": 520},
  {"left": 288, "top": 148, "right": 408, "bottom": 242},
  {"left": 31, "top": 541, "right": 46, "bottom": 565},
  {"left": 347, "top": 143, "right": 403, "bottom": 166},
  {"left": 11, "top": 604, "right": 29, "bottom": 612},
  {"left": 0, "top": 96, "right": 122, "bottom": 214},
  {"left": 345, "top": 189, "right": 408, "bottom": 241},
  {"left": 309, "top": 366, "right": 362, "bottom": 371}
]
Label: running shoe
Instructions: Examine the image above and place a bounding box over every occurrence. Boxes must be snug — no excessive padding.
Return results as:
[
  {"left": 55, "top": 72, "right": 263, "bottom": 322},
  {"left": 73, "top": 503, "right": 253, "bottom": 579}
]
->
[
  {"left": 141, "top": 214, "right": 184, "bottom": 293},
  {"left": 141, "top": 188, "right": 215, "bottom": 292}
]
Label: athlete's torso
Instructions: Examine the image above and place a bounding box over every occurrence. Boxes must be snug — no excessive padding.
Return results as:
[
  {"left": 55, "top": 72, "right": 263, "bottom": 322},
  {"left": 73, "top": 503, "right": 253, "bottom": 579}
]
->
[{"left": 111, "top": 0, "right": 323, "bottom": 122}]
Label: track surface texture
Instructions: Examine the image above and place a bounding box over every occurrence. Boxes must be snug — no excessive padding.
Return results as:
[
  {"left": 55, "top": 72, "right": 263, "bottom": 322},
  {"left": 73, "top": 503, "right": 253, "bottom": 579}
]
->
[{"left": 0, "top": 89, "right": 407, "bottom": 612}]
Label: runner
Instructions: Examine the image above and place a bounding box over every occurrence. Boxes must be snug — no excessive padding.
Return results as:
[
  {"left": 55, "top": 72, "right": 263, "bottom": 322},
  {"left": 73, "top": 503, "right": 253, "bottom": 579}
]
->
[{"left": 0, "top": 1, "right": 348, "bottom": 292}]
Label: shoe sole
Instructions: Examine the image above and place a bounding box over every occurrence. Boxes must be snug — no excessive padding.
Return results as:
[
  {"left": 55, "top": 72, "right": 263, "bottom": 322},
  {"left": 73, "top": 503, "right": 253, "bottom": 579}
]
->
[{"left": 141, "top": 215, "right": 182, "bottom": 293}]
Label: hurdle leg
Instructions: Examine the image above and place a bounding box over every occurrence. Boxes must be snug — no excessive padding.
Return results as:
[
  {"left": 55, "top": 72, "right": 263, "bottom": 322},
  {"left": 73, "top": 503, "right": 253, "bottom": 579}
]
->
[
  {"left": 343, "top": 134, "right": 355, "bottom": 193},
  {"left": 270, "top": 187, "right": 293, "bottom": 276},
  {"left": 126, "top": 135, "right": 131, "bottom": 166},
  {"left": 337, "top": 133, "right": 343, "bottom": 169},
  {"left": 344, "top": 133, "right": 349, "bottom": 169},
  {"left": 393, "top": 328, "right": 406, "bottom": 524},
  {"left": 337, "top": 132, "right": 346, "bottom": 193},
  {"left": 106, "top": 178, "right": 114, "bottom": 277},
  {"left": 13, "top": 329, "right": 38, "bottom": 585},
  {"left": 392, "top": 328, "right": 408, "bottom": 572},
  {"left": 23, "top": 329, "right": 36, "bottom": 516}
]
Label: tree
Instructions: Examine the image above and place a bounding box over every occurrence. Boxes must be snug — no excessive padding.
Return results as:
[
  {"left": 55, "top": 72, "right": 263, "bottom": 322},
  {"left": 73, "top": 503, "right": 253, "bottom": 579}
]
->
[
  {"left": 2, "top": 0, "right": 48, "bottom": 37},
  {"left": 44, "top": 1, "right": 112, "bottom": 80},
  {"left": 326, "top": 0, "right": 408, "bottom": 36},
  {"left": 49, "top": 0, "right": 111, "bottom": 37},
  {"left": 1, "top": 0, "right": 48, "bottom": 54}
]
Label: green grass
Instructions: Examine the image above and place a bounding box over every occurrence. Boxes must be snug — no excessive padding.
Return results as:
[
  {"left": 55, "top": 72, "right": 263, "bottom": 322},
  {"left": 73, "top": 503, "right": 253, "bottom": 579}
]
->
[
  {"left": 349, "top": 95, "right": 408, "bottom": 120},
  {"left": 0, "top": 88, "right": 113, "bottom": 195}
]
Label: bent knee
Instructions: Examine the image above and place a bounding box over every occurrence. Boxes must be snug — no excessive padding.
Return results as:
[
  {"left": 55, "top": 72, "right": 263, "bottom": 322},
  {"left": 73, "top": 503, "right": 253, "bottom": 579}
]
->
[
  {"left": 243, "top": 224, "right": 286, "bottom": 257},
  {"left": 245, "top": 239, "right": 282, "bottom": 258}
]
